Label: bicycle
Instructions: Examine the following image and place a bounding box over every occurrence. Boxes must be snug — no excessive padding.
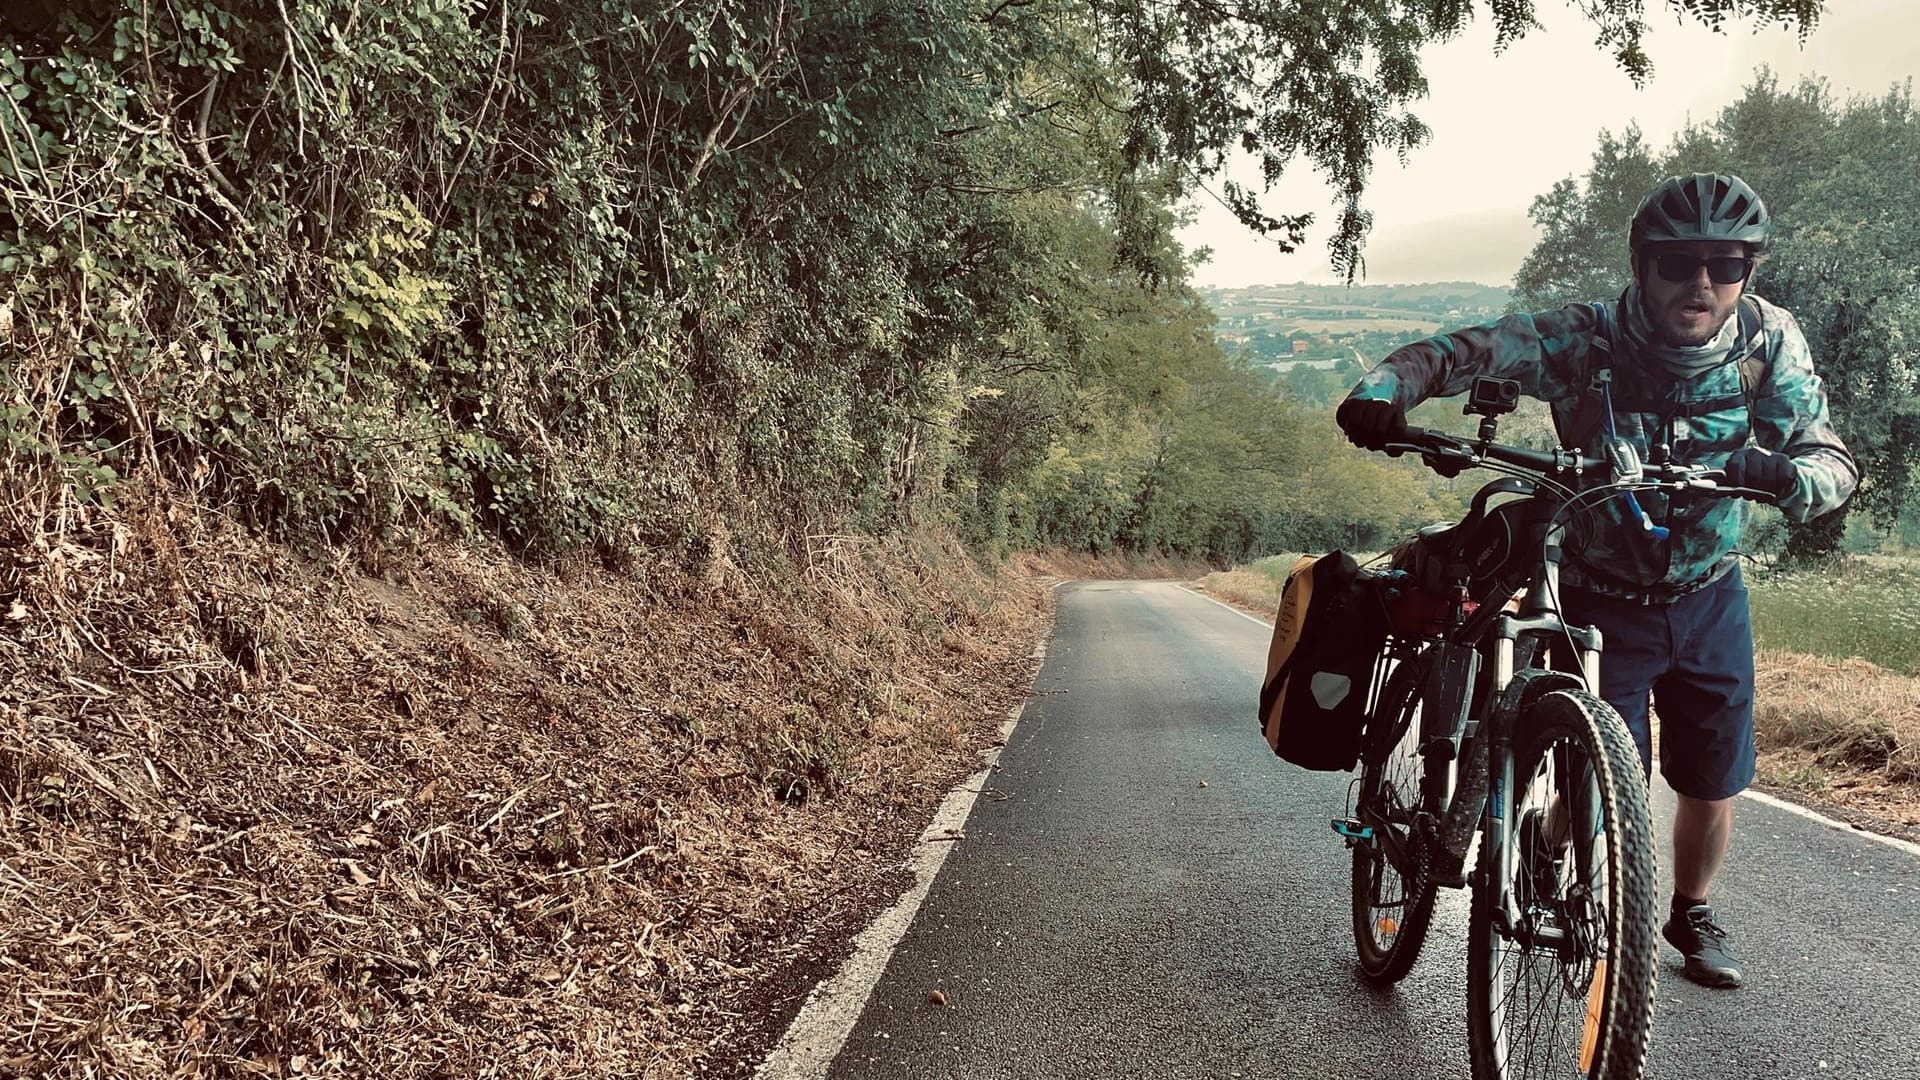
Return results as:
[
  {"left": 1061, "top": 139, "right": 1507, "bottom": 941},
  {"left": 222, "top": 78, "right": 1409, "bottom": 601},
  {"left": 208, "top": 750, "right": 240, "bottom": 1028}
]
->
[{"left": 1333, "top": 376, "right": 1776, "bottom": 1080}]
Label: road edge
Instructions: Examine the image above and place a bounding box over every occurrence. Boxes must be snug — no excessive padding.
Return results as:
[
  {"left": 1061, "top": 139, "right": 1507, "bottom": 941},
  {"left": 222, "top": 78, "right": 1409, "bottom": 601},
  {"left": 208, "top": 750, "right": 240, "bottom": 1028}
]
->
[{"left": 752, "top": 636, "right": 1050, "bottom": 1079}]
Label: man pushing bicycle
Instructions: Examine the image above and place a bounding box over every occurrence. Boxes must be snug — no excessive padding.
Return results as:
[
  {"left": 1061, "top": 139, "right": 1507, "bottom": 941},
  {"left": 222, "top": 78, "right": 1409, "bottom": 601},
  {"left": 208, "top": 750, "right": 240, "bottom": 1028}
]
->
[{"left": 1336, "top": 173, "right": 1859, "bottom": 989}]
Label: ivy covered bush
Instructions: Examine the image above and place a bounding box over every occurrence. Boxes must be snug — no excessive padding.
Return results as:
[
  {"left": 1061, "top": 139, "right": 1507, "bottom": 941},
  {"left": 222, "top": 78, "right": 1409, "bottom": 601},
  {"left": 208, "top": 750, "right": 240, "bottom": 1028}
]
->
[
  {"left": 8, "top": 1, "right": 1783, "bottom": 565},
  {"left": 3, "top": 1, "right": 1132, "bottom": 557}
]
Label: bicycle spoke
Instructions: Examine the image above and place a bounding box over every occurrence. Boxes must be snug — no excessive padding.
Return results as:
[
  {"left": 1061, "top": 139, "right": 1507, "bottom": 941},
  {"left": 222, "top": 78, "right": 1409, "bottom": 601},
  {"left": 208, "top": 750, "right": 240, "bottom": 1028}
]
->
[
  {"left": 1477, "top": 727, "right": 1630, "bottom": 1080},
  {"left": 1498, "top": 925, "right": 1580, "bottom": 1077},
  {"left": 1350, "top": 654, "right": 1445, "bottom": 984}
]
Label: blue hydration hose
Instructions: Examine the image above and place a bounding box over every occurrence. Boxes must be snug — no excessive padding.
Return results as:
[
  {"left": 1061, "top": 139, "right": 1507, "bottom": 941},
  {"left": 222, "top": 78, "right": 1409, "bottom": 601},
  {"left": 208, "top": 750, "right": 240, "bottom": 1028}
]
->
[{"left": 1601, "top": 375, "right": 1669, "bottom": 541}]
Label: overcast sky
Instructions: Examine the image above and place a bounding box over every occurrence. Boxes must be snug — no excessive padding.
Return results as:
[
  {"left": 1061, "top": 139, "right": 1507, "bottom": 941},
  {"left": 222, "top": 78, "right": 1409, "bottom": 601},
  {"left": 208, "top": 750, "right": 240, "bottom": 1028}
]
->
[{"left": 1176, "top": 0, "right": 1920, "bottom": 289}]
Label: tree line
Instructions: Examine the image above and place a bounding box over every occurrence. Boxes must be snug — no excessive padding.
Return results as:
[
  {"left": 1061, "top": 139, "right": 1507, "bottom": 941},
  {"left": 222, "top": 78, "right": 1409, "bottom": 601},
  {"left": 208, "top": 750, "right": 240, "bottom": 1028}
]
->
[{"left": 1, "top": 2, "right": 1831, "bottom": 569}]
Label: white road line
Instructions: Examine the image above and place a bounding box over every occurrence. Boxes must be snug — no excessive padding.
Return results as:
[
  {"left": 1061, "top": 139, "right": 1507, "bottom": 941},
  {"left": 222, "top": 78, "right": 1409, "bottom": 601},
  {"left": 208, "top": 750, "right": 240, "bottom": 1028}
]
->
[
  {"left": 754, "top": 647, "right": 1044, "bottom": 1079},
  {"left": 1175, "top": 583, "right": 1273, "bottom": 629},
  {"left": 1738, "top": 787, "right": 1920, "bottom": 859},
  {"left": 1177, "top": 582, "right": 1920, "bottom": 861}
]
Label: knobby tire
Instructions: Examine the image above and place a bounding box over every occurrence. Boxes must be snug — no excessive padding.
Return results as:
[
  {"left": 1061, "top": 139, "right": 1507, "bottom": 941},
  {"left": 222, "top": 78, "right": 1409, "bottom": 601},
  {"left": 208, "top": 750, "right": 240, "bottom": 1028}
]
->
[{"left": 1466, "top": 688, "right": 1657, "bottom": 1080}]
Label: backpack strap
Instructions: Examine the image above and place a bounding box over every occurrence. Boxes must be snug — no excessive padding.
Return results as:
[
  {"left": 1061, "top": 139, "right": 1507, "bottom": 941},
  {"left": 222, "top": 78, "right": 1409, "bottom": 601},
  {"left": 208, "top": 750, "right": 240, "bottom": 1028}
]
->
[
  {"left": 1553, "top": 301, "right": 1618, "bottom": 452},
  {"left": 1734, "top": 295, "right": 1769, "bottom": 403}
]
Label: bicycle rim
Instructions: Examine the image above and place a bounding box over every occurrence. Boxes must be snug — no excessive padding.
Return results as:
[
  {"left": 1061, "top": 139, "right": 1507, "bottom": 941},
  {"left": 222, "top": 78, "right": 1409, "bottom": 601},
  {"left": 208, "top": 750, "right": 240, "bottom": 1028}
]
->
[
  {"left": 1351, "top": 657, "right": 1439, "bottom": 983},
  {"left": 1467, "top": 689, "right": 1656, "bottom": 1080}
]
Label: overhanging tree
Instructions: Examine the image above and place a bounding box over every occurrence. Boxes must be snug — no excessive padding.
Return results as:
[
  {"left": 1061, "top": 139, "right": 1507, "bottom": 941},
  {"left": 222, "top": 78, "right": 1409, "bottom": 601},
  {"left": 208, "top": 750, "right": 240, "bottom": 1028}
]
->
[{"left": 1094, "top": 0, "right": 1824, "bottom": 280}]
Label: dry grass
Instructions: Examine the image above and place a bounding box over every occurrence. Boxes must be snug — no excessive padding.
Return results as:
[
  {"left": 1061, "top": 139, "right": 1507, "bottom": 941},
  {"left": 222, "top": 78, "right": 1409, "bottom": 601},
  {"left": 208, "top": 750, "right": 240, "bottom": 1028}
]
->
[
  {"left": 0, "top": 489, "right": 1048, "bottom": 1078},
  {"left": 1758, "top": 645, "right": 1920, "bottom": 791},
  {"left": 1190, "top": 564, "right": 1282, "bottom": 614},
  {"left": 1012, "top": 549, "right": 1219, "bottom": 582},
  {"left": 1191, "top": 561, "right": 1296, "bottom": 617}
]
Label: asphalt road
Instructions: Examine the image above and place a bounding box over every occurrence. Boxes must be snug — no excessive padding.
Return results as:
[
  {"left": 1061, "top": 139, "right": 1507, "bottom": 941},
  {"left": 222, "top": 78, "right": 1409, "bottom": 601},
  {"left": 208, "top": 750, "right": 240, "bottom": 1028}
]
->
[{"left": 819, "top": 581, "right": 1920, "bottom": 1080}]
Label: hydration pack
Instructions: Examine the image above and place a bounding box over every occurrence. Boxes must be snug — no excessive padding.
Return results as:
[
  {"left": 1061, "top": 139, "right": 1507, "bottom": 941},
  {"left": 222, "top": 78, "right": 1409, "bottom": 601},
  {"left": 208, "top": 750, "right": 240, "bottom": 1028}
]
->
[{"left": 1552, "top": 294, "right": 1770, "bottom": 453}]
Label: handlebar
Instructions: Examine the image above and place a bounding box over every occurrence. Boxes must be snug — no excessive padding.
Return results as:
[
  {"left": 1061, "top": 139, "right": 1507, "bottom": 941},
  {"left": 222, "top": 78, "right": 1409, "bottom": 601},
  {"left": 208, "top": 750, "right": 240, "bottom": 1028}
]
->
[
  {"left": 1384, "top": 426, "right": 1601, "bottom": 476},
  {"left": 1379, "top": 426, "right": 1777, "bottom": 503}
]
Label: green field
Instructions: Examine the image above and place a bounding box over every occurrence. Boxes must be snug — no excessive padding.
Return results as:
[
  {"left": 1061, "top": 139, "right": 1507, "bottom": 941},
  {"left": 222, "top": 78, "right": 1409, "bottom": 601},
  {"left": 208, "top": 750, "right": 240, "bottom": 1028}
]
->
[
  {"left": 1285, "top": 317, "right": 1441, "bottom": 335},
  {"left": 1747, "top": 557, "right": 1920, "bottom": 675}
]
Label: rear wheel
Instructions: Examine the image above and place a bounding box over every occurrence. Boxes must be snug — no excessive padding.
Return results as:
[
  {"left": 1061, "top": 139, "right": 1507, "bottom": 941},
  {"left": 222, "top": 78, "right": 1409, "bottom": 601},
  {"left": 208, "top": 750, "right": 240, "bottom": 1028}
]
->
[
  {"left": 1466, "top": 689, "right": 1656, "bottom": 1080},
  {"left": 1351, "top": 654, "right": 1441, "bottom": 984}
]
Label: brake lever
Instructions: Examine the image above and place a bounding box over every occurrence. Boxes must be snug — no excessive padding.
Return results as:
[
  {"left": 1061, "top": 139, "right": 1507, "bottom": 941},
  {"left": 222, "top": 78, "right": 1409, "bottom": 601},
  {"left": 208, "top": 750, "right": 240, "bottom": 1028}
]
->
[
  {"left": 1426, "top": 450, "right": 1471, "bottom": 479},
  {"left": 1650, "top": 472, "right": 1777, "bottom": 504}
]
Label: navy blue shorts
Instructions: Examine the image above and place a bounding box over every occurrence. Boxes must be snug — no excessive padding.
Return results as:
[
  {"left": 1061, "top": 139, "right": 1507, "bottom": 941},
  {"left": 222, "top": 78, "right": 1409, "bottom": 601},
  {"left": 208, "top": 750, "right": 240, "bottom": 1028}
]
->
[{"left": 1558, "top": 566, "right": 1757, "bottom": 801}]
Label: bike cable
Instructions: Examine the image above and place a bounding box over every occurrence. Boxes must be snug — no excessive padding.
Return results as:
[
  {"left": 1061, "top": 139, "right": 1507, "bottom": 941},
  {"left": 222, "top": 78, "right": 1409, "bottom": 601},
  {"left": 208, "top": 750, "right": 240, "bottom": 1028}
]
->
[
  {"left": 1600, "top": 373, "right": 1671, "bottom": 541},
  {"left": 1538, "top": 478, "right": 1666, "bottom": 693}
]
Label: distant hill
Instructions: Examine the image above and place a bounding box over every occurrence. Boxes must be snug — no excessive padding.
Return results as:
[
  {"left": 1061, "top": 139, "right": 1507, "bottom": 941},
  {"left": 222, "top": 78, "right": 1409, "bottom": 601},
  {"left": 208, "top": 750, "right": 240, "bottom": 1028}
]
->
[
  {"left": 1202, "top": 282, "right": 1515, "bottom": 406},
  {"left": 1202, "top": 281, "right": 1513, "bottom": 324}
]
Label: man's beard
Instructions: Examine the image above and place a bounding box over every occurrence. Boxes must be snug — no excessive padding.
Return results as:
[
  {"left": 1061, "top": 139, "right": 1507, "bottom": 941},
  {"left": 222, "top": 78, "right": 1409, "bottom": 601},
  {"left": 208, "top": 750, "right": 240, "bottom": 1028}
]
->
[
  {"left": 1622, "top": 283, "right": 1741, "bottom": 379},
  {"left": 1655, "top": 294, "right": 1726, "bottom": 347}
]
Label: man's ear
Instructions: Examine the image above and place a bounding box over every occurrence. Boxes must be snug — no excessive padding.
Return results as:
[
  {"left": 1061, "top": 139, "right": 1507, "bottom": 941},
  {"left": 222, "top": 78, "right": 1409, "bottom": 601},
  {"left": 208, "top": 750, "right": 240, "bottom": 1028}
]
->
[{"left": 1629, "top": 250, "right": 1645, "bottom": 285}]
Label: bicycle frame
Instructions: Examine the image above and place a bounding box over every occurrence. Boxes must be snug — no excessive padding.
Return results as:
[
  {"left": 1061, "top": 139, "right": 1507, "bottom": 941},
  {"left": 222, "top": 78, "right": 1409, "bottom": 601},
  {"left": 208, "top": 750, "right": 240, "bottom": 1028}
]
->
[{"left": 1404, "top": 510, "right": 1605, "bottom": 932}]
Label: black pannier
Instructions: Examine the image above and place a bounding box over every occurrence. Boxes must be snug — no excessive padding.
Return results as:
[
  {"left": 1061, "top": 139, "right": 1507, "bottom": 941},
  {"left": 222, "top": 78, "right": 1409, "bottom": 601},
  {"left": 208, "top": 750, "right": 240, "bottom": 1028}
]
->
[{"left": 1258, "top": 551, "right": 1389, "bottom": 771}]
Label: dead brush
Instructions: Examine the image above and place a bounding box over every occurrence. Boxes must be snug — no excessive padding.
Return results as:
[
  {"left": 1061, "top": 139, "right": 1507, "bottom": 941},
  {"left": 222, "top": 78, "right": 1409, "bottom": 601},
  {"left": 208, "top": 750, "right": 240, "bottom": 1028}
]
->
[
  {"left": 1016, "top": 547, "right": 1219, "bottom": 583},
  {"left": 1753, "top": 649, "right": 1919, "bottom": 786},
  {"left": 0, "top": 477, "right": 1045, "bottom": 1077}
]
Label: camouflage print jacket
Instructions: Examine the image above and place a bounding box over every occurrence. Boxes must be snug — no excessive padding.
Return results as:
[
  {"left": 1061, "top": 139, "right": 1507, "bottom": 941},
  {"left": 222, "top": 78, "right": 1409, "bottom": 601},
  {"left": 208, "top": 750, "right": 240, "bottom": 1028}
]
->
[{"left": 1345, "top": 295, "right": 1860, "bottom": 595}]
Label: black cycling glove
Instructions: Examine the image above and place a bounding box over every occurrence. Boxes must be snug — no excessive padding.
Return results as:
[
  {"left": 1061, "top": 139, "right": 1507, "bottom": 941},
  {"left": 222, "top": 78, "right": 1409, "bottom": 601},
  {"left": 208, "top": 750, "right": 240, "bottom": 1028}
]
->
[
  {"left": 1723, "top": 446, "right": 1798, "bottom": 501},
  {"left": 1336, "top": 397, "right": 1408, "bottom": 451}
]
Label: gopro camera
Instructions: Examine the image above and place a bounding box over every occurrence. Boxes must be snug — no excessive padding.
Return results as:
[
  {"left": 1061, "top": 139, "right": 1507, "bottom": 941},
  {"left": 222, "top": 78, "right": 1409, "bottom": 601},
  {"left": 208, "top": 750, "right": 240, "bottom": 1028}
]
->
[{"left": 1465, "top": 376, "right": 1521, "bottom": 417}]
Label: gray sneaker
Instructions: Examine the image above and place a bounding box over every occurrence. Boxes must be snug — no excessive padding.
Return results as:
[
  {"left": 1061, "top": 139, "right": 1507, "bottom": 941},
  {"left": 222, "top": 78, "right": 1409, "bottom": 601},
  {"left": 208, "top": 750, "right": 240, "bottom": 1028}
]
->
[{"left": 1663, "top": 903, "right": 1744, "bottom": 988}]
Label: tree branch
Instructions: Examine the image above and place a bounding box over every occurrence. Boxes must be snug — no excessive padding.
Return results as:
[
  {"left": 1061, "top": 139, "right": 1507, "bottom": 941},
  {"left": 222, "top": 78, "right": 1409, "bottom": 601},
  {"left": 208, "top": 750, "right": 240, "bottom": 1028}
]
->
[
  {"left": 439, "top": 0, "right": 514, "bottom": 216},
  {"left": 980, "top": 0, "right": 1037, "bottom": 24},
  {"left": 686, "top": 2, "right": 790, "bottom": 189},
  {"left": 192, "top": 75, "right": 240, "bottom": 198}
]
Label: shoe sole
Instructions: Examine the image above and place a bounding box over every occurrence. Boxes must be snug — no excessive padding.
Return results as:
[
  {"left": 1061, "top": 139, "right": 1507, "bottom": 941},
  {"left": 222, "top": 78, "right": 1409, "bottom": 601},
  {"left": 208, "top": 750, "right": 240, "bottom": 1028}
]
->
[
  {"left": 1664, "top": 921, "right": 1744, "bottom": 989},
  {"left": 1680, "top": 958, "right": 1743, "bottom": 989}
]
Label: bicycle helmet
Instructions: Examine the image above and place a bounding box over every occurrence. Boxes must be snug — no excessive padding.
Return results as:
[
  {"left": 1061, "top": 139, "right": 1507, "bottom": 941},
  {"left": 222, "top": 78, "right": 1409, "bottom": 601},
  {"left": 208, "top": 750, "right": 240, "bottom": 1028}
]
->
[{"left": 1628, "top": 173, "right": 1772, "bottom": 252}]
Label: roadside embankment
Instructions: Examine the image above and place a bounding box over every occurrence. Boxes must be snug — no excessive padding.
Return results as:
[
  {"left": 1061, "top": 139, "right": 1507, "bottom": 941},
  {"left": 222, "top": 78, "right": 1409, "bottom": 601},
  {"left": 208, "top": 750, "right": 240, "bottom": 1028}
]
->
[
  {"left": 1014, "top": 549, "right": 1219, "bottom": 582},
  {"left": 0, "top": 503, "right": 1048, "bottom": 1077}
]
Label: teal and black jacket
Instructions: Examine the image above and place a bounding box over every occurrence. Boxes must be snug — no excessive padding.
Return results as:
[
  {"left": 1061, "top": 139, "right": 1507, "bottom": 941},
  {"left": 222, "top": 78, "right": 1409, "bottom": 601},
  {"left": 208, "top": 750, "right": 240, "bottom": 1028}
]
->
[{"left": 1345, "top": 296, "right": 1859, "bottom": 595}]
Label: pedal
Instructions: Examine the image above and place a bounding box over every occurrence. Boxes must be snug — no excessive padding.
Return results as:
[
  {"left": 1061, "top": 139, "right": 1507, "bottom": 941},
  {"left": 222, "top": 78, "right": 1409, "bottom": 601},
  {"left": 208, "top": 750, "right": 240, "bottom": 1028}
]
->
[{"left": 1331, "top": 818, "right": 1374, "bottom": 841}]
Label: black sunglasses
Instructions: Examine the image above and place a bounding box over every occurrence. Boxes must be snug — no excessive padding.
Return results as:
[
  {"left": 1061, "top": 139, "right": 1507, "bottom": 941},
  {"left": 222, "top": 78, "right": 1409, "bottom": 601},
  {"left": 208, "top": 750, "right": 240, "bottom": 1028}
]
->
[{"left": 1652, "top": 253, "right": 1753, "bottom": 285}]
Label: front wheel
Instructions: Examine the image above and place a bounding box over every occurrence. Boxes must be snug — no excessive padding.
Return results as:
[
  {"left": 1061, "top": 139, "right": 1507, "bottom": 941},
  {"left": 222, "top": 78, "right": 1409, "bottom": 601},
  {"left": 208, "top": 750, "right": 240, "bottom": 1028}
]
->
[{"left": 1466, "top": 689, "right": 1656, "bottom": 1080}]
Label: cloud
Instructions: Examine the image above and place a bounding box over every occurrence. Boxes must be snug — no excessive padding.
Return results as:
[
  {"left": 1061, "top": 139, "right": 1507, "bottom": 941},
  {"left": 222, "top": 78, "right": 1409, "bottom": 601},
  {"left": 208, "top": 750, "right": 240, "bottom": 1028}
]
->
[
  {"left": 1355, "top": 209, "right": 1543, "bottom": 288},
  {"left": 1176, "top": 0, "right": 1919, "bottom": 288}
]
